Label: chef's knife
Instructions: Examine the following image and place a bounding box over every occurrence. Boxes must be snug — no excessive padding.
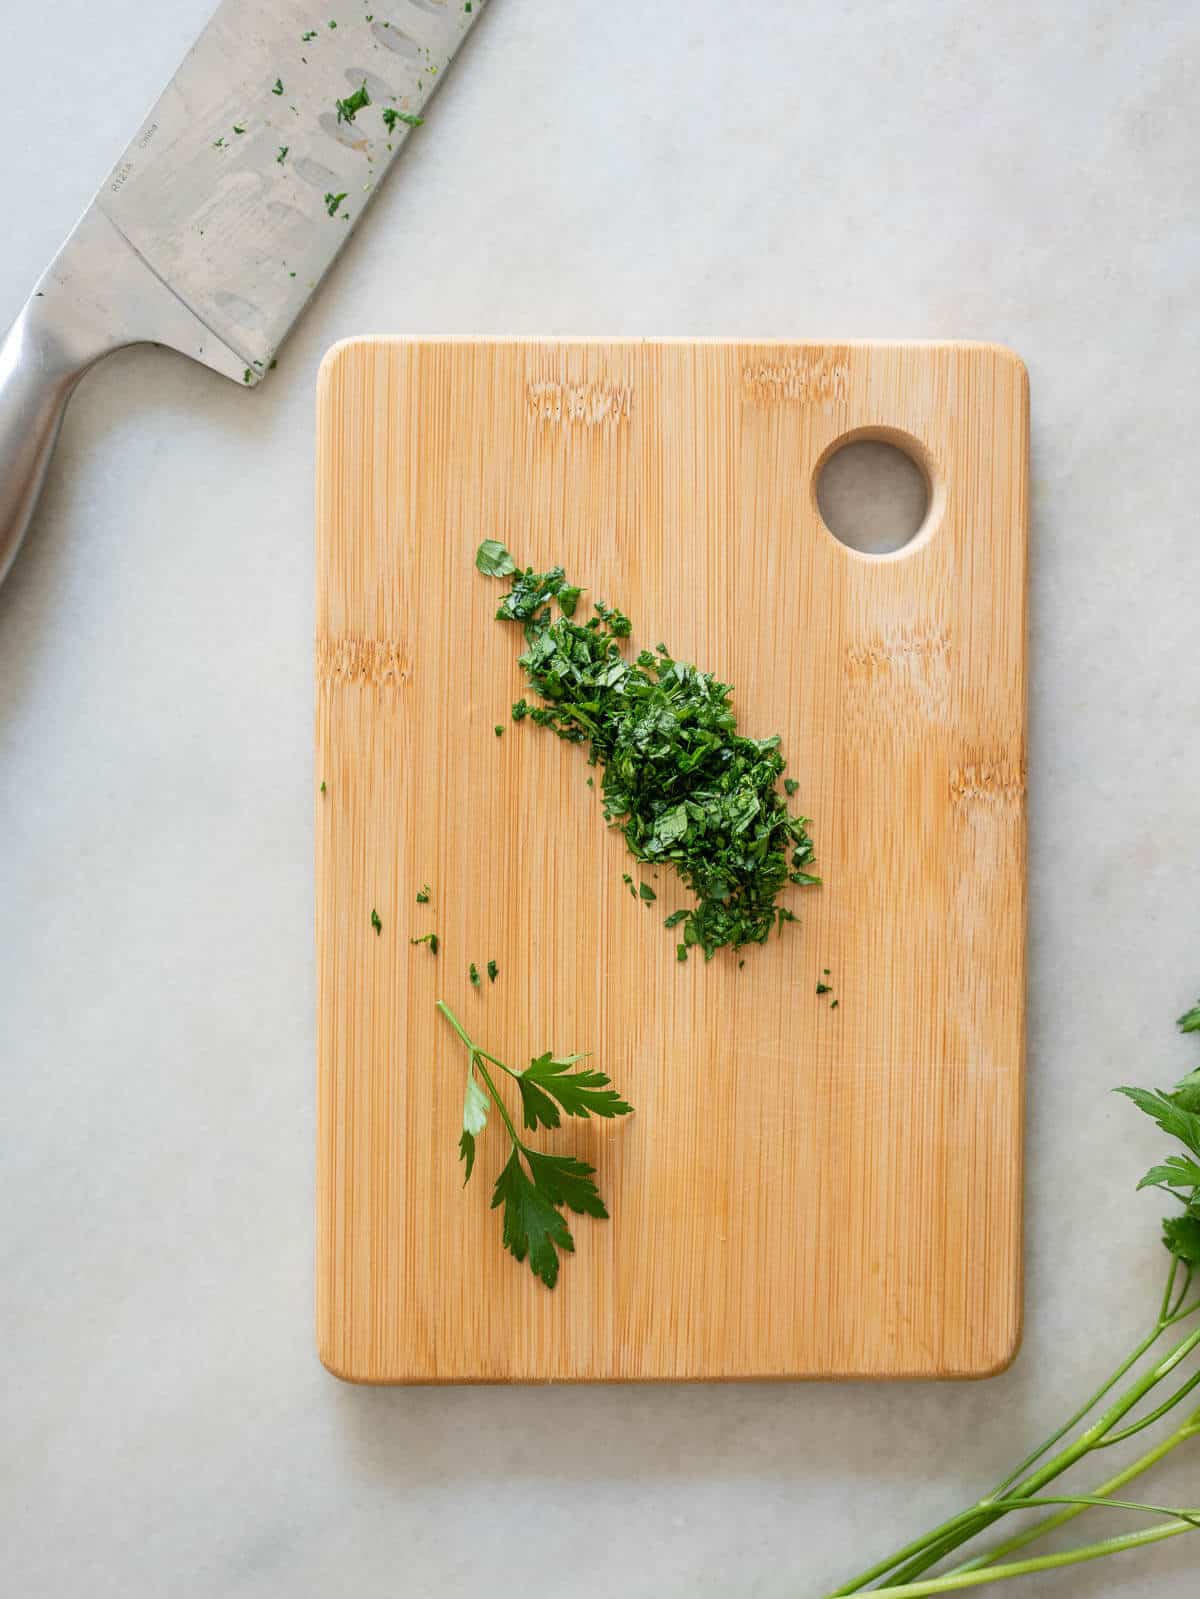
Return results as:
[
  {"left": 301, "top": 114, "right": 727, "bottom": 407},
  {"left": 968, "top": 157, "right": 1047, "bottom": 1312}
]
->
[{"left": 0, "top": 0, "right": 487, "bottom": 590}]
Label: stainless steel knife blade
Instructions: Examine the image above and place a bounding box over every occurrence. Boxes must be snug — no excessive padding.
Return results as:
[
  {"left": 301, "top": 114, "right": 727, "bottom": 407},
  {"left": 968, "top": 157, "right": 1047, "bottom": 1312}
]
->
[
  {"left": 101, "top": 0, "right": 486, "bottom": 378},
  {"left": 0, "top": 0, "right": 488, "bottom": 589}
]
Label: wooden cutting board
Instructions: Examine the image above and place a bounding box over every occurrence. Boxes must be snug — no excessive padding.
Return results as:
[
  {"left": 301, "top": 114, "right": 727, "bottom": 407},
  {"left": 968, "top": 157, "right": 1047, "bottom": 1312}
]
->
[{"left": 315, "top": 338, "right": 1028, "bottom": 1384}]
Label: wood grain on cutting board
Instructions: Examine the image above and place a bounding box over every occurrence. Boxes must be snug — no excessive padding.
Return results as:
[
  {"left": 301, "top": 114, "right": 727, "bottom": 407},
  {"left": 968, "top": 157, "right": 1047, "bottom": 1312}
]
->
[{"left": 315, "top": 339, "right": 1028, "bottom": 1383}]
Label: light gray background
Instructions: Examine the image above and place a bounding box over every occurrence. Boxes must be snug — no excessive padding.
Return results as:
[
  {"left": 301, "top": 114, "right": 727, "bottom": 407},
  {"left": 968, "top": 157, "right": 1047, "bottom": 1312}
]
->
[{"left": 3, "top": 3, "right": 1199, "bottom": 1595}]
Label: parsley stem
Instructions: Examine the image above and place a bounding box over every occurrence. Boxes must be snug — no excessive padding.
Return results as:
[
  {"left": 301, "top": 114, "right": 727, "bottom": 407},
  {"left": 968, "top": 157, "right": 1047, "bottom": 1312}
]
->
[
  {"left": 478, "top": 1048, "right": 522, "bottom": 1082},
  {"left": 471, "top": 1052, "right": 523, "bottom": 1150},
  {"left": 436, "top": 1000, "right": 524, "bottom": 1145},
  {"left": 1160, "top": 1253, "right": 1182, "bottom": 1322},
  {"left": 831, "top": 1304, "right": 1200, "bottom": 1595},
  {"left": 989, "top": 1261, "right": 1178, "bottom": 1496},
  {"left": 883, "top": 1323, "right": 1200, "bottom": 1590},
  {"left": 860, "top": 1519, "right": 1196, "bottom": 1598},
  {"left": 988, "top": 1494, "right": 1200, "bottom": 1525},
  {"left": 946, "top": 1412, "right": 1200, "bottom": 1574},
  {"left": 1096, "top": 1366, "right": 1200, "bottom": 1447},
  {"left": 822, "top": 1510, "right": 994, "bottom": 1597},
  {"left": 1170, "top": 1264, "right": 1194, "bottom": 1317},
  {"left": 436, "top": 999, "right": 475, "bottom": 1054}
]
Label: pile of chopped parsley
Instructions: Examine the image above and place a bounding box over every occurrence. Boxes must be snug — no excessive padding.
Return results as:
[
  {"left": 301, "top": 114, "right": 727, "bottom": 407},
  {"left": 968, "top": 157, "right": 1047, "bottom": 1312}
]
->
[{"left": 476, "top": 543, "right": 819, "bottom": 960}]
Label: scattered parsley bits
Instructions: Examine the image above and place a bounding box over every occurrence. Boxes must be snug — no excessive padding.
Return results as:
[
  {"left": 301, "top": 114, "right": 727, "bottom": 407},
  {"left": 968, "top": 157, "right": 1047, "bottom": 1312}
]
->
[
  {"left": 1181, "top": 1001, "right": 1200, "bottom": 1034},
  {"left": 272, "top": 78, "right": 284, "bottom": 95},
  {"left": 478, "top": 544, "right": 819, "bottom": 962},
  {"left": 324, "top": 191, "right": 347, "bottom": 216},
  {"left": 370, "top": 908, "right": 382, "bottom": 935},
  {"left": 476, "top": 539, "right": 515, "bottom": 576},
  {"left": 469, "top": 963, "right": 481, "bottom": 987},
  {"left": 416, "top": 884, "right": 431, "bottom": 904},
  {"left": 830, "top": 999, "right": 839, "bottom": 1009},
  {"left": 784, "top": 777, "right": 800, "bottom": 796},
  {"left": 233, "top": 123, "right": 246, "bottom": 135},
  {"left": 276, "top": 145, "right": 289, "bottom": 163},
  {"left": 328, "top": 18, "right": 337, "bottom": 27},
  {"left": 335, "top": 82, "right": 371, "bottom": 123},
  {"left": 320, "top": 780, "right": 326, "bottom": 794},
  {"left": 639, "top": 882, "right": 656, "bottom": 902},
  {"left": 302, "top": 30, "right": 317, "bottom": 40},
  {"left": 212, "top": 137, "right": 226, "bottom": 149},
  {"left": 243, "top": 369, "right": 253, "bottom": 384},
  {"left": 410, "top": 932, "right": 439, "bottom": 954},
  {"left": 487, "top": 960, "right": 499, "bottom": 983},
  {"left": 816, "top": 982, "right": 832, "bottom": 995},
  {"left": 382, "top": 107, "right": 425, "bottom": 132},
  {"left": 438, "top": 1001, "right": 632, "bottom": 1288},
  {"left": 494, "top": 725, "right": 503, "bottom": 738}
]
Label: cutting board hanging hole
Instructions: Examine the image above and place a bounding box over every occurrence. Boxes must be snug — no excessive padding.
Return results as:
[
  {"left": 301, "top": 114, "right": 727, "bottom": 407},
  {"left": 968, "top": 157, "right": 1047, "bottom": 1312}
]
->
[{"left": 815, "top": 432, "right": 932, "bottom": 556}]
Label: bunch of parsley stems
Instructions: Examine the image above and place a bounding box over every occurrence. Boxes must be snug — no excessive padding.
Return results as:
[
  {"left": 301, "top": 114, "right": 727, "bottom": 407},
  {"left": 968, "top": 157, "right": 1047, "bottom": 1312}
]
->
[{"left": 823, "top": 1255, "right": 1200, "bottom": 1596}]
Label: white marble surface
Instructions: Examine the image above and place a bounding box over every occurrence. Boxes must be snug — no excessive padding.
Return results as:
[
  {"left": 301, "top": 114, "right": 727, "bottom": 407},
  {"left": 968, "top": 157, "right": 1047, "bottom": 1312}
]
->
[{"left": 3, "top": 3, "right": 1200, "bottom": 1595}]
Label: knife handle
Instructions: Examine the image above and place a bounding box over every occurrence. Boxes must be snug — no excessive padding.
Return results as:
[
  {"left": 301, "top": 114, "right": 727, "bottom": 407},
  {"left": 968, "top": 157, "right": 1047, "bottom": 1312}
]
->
[{"left": 0, "top": 290, "right": 119, "bottom": 591}]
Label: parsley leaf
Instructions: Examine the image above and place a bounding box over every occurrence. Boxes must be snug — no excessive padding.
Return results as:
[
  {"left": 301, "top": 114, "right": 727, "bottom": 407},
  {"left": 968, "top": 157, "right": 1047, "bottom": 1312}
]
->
[
  {"left": 475, "top": 539, "right": 516, "bottom": 577},
  {"left": 416, "top": 883, "right": 431, "bottom": 903},
  {"left": 1172, "top": 1068, "right": 1200, "bottom": 1113},
  {"left": 1137, "top": 1156, "right": 1200, "bottom": 1193},
  {"left": 370, "top": 908, "right": 382, "bottom": 935},
  {"left": 639, "top": 881, "right": 656, "bottom": 902},
  {"left": 272, "top": 78, "right": 284, "bottom": 95},
  {"left": 410, "top": 932, "right": 439, "bottom": 954},
  {"left": 324, "top": 191, "right": 347, "bottom": 216},
  {"left": 518, "top": 1052, "right": 634, "bottom": 1130},
  {"left": 487, "top": 959, "right": 499, "bottom": 983},
  {"left": 524, "top": 1147, "right": 608, "bottom": 1218},
  {"left": 469, "top": 962, "right": 480, "bottom": 986},
  {"left": 1162, "top": 1214, "right": 1200, "bottom": 1264},
  {"left": 336, "top": 82, "right": 371, "bottom": 123},
  {"left": 1119, "top": 1004, "right": 1200, "bottom": 1264},
  {"left": 1180, "top": 1002, "right": 1200, "bottom": 1034},
  {"left": 382, "top": 107, "right": 424, "bottom": 131},
  {"left": 1116, "top": 1087, "right": 1200, "bottom": 1158},
  {"left": 491, "top": 1150, "right": 576, "bottom": 1289},
  {"left": 459, "top": 1070, "right": 489, "bottom": 1183}
]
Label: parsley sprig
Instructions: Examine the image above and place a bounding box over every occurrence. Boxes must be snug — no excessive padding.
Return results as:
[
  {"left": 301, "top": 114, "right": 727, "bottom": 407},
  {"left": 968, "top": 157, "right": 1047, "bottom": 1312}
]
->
[
  {"left": 437, "top": 1001, "right": 632, "bottom": 1288},
  {"left": 825, "top": 996, "right": 1200, "bottom": 1596},
  {"left": 477, "top": 544, "right": 819, "bottom": 960}
]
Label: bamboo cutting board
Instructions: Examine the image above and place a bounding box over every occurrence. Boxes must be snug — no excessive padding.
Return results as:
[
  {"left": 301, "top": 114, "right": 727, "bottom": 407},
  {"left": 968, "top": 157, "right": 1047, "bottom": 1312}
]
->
[{"left": 315, "top": 338, "right": 1028, "bottom": 1384}]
